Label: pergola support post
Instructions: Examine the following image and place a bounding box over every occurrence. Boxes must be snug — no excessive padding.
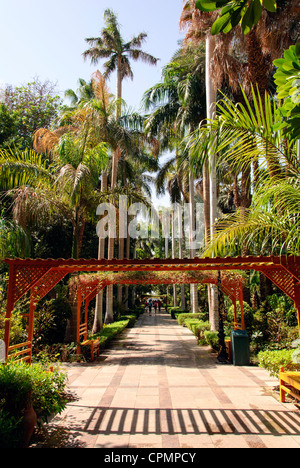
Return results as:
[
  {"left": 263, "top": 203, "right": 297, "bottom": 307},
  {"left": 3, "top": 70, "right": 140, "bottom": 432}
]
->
[
  {"left": 294, "top": 282, "right": 300, "bottom": 338},
  {"left": 233, "top": 299, "right": 238, "bottom": 330},
  {"left": 76, "top": 289, "right": 83, "bottom": 357},
  {"left": 27, "top": 290, "right": 37, "bottom": 364},
  {"left": 239, "top": 283, "right": 245, "bottom": 330},
  {"left": 4, "top": 264, "right": 16, "bottom": 360}
]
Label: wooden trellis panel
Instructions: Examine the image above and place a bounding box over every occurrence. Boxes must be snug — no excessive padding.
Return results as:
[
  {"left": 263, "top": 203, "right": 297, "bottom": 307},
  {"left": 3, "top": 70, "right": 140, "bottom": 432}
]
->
[
  {"left": 13, "top": 265, "right": 50, "bottom": 303},
  {"left": 257, "top": 267, "right": 296, "bottom": 301},
  {"left": 30, "top": 268, "right": 69, "bottom": 304}
]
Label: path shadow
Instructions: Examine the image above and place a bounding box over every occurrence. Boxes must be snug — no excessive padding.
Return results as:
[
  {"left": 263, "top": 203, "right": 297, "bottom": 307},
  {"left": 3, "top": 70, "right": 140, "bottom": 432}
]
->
[
  {"left": 30, "top": 404, "right": 300, "bottom": 448},
  {"left": 69, "top": 404, "right": 300, "bottom": 438}
]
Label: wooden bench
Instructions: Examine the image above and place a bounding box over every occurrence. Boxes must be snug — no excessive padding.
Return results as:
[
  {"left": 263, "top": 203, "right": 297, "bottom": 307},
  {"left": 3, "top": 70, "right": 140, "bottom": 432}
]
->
[
  {"left": 279, "top": 367, "right": 300, "bottom": 404},
  {"left": 77, "top": 323, "right": 100, "bottom": 362},
  {"left": 7, "top": 341, "right": 32, "bottom": 363}
]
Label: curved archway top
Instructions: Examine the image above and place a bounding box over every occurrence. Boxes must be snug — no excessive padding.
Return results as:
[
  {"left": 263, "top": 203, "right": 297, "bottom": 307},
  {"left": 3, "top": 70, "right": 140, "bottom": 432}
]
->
[{"left": 69, "top": 269, "right": 245, "bottom": 304}]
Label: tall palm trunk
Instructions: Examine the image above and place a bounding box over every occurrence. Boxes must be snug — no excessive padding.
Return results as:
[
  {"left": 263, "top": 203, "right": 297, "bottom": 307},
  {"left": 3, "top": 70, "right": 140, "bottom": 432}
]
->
[
  {"left": 165, "top": 219, "right": 170, "bottom": 301},
  {"left": 206, "top": 34, "right": 218, "bottom": 331},
  {"left": 203, "top": 160, "right": 210, "bottom": 245},
  {"left": 132, "top": 242, "right": 137, "bottom": 306},
  {"left": 106, "top": 63, "right": 123, "bottom": 324},
  {"left": 71, "top": 208, "right": 81, "bottom": 260},
  {"left": 124, "top": 214, "right": 131, "bottom": 309},
  {"left": 117, "top": 192, "right": 126, "bottom": 306},
  {"left": 93, "top": 171, "right": 107, "bottom": 333},
  {"left": 178, "top": 207, "right": 186, "bottom": 310},
  {"left": 172, "top": 210, "right": 178, "bottom": 307},
  {"left": 189, "top": 168, "right": 198, "bottom": 314}
]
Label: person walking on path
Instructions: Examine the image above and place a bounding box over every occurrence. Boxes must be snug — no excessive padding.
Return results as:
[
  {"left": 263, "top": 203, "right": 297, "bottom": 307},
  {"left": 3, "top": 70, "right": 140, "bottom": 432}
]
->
[{"left": 148, "top": 299, "right": 152, "bottom": 315}]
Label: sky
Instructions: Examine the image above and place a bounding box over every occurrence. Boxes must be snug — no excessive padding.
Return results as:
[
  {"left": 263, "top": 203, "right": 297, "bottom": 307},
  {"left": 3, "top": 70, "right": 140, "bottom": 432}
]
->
[{"left": 0, "top": 0, "right": 185, "bottom": 112}]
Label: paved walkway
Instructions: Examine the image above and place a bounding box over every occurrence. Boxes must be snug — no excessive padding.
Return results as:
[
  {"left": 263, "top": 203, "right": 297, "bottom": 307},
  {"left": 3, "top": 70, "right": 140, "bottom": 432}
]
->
[{"left": 34, "top": 311, "right": 300, "bottom": 448}]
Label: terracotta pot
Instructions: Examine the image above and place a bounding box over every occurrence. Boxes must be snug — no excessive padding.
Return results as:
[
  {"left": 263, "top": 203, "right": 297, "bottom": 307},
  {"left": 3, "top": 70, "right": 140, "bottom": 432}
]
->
[{"left": 18, "top": 404, "right": 37, "bottom": 448}]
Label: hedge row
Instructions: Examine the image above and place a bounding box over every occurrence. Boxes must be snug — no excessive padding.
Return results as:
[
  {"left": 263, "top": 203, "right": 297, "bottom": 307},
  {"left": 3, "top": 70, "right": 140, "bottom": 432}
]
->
[
  {"left": 167, "top": 306, "right": 189, "bottom": 319},
  {"left": 93, "top": 320, "right": 130, "bottom": 350},
  {"left": 176, "top": 313, "right": 219, "bottom": 350}
]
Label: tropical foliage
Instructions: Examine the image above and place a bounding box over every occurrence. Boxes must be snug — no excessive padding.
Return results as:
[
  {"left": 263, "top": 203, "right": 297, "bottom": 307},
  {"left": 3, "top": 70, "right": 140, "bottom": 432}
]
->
[
  {"left": 274, "top": 42, "right": 300, "bottom": 139},
  {"left": 187, "top": 77, "right": 300, "bottom": 257},
  {"left": 195, "top": 0, "right": 277, "bottom": 34}
]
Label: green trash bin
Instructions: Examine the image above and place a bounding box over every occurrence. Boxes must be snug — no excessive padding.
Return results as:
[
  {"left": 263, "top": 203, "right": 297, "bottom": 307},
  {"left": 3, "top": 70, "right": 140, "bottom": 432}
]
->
[{"left": 231, "top": 330, "right": 250, "bottom": 366}]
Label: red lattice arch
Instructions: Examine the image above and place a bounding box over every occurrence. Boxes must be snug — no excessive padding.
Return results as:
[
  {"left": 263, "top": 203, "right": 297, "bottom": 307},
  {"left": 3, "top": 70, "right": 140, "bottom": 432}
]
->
[{"left": 3, "top": 255, "right": 300, "bottom": 363}]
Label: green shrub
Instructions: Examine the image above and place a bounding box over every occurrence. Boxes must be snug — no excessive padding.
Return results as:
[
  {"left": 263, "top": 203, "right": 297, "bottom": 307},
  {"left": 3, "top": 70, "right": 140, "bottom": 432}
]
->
[
  {"left": 126, "top": 307, "right": 144, "bottom": 317},
  {"left": 80, "top": 319, "right": 130, "bottom": 361},
  {"left": 204, "top": 331, "right": 219, "bottom": 350},
  {"left": 185, "top": 319, "right": 211, "bottom": 340},
  {"left": 0, "top": 362, "right": 33, "bottom": 416},
  {"left": 133, "top": 306, "right": 144, "bottom": 316},
  {"left": 92, "top": 319, "right": 129, "bottom": 350},
  {"left": 177, "top": 313, "right": 201, "bottom": 326},
  {"left": 119, "top": 314, "right": 137, "bottom": 328},
  {"left": 0, "top": 409, "right": 20, "bottom": 448},
  {"left": 167, "top": 307, "right": 188, "bottom": 319},
  {"left": 0, "top": 361, "right": 68, "bottom": 447},
  {"left": 26, "top": 364, "right": 68, "bottom": 424},
  {"left": 0, "top": 308, "right": 27, "bottom": 345},
  {"left": 33, "top": 342, "right": 77, "bottom": 363},
  {"left": 34, "top": 296, "right": 72, "bottom": 346},
  {"left": 257, "top": 349, "right": 299, "bottom": 378}
]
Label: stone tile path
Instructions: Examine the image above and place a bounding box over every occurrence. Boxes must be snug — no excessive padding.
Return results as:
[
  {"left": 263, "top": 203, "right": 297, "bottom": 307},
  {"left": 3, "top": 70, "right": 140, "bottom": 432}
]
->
[{"left": 34, "top": 311, "right": 300, "bottom": 448}]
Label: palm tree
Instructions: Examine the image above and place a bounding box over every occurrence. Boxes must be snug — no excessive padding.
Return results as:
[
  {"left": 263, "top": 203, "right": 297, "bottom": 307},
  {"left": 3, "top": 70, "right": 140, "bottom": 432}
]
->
[
  {"left": 83, "top": 9, "right": 159, "bottom": 322},
  {"left": 33, "top": 73, "right": 127, "bottom": 263},
  {"left": 0, "top": 142, "right": 107, "bottom": 260},
  {"left": 143, "top": 46, "right": 207, "bottom": 314},
  {"left": 189, "top": 85, "right": 300, "bottom": 258},
  {"left": 157, "top": 158, "right": 187, "bottom": 309},
  {"left": 64, "top": 78, "right": 95, "bottom": 108},
  {"left": 180, "top": 0, "right": 300, "bottom": 324},
  {"left": 83, "top": 8, "right": 159, "bottom": 183},
  {"left": 179, "top": 3, "right": 221, "bottom": 324},
  {"left": 54, "top": 133, "right": 108, "bottom": 259}
]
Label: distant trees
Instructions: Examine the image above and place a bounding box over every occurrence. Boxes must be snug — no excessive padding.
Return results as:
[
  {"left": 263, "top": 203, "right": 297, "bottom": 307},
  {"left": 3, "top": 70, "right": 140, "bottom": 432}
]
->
[{"left": 2, "top": 78, "right": 61, "bottom": 149}]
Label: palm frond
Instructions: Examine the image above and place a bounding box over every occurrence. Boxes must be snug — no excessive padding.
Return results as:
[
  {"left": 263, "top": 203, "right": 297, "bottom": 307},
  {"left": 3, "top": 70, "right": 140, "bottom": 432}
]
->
[
  {"left": 0, "top": 147, "right": 55, "bottom": 190},
  {"left": 0, "top": 210, "right": 31, "bottom": 259},
  {"left": 128, "top": 49, "right": 159, "bottom": 66},
  {"left": 9, "top": 186, "right": 71, "bottom": 229}
]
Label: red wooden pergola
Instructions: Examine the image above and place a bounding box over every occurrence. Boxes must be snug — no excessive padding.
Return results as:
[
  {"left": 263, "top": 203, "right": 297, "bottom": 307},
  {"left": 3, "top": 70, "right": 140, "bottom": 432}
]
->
[
  {"left": 71, "top": 269, "right": 245, "bottom": 357},
  {"left": 3, "top": 255, "right": 300, "bottom": 363}
]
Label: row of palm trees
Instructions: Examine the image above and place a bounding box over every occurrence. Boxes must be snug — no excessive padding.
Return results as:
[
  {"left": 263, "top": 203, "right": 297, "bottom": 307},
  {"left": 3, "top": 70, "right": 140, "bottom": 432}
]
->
[
  {"left": 82, "top": 10, "right": 159, "bottom": 326},
  {"left": 141, "top": 0, "right": 299, "bottom": 325}
]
